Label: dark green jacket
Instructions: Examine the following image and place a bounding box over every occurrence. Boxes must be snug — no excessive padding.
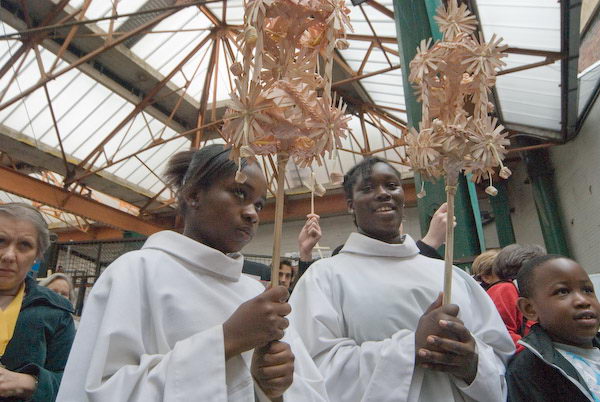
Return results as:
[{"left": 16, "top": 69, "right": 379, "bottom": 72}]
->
[
  {"left": 1, "top": 275, "right": 75, "bottom": 402},
  {"left": 507, "top": 324, "right": 600, "bottom": 402}
]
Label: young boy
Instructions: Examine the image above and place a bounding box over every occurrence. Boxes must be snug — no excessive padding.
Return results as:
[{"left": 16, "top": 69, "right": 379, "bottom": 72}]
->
[{"left": 507, "top": 255, "right": 600, "bottom": 402}]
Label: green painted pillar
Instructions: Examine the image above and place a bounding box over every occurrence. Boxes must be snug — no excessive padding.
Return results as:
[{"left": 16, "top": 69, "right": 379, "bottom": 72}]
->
[
  {"left": 489, "top": 179, "right": 516, "bottom": 247},
  {"left": 520, "top": 141, "right": 570, "bottom": 256},
  {"left": 394, "top": 0, "right": 481, "bottom": 261}
]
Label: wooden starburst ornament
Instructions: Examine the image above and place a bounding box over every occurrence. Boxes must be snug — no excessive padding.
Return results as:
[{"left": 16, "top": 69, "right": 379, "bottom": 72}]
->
[
  {"left": 222, "top": 0, "right": 353, "bottom": 286},
  {"left": 406, "top": 0, "right": 509, "bottom": 304}
]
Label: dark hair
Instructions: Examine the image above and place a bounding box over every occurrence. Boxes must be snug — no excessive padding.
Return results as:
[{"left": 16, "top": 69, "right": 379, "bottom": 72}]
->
[
  {"left": 492, "top": 244, "right": 546, "bottom": 281},
  {"left": 516, "top": 254, "right": 566, "bottom": 298},
  {"left": 280, "top": 259, "right": 293, "bottom": 268},
  {"left": 164, "top": 144, "right": 248, "bottom": 214},
  {"left": 343, "top": 157, "right": 401, "bottom": 201}
]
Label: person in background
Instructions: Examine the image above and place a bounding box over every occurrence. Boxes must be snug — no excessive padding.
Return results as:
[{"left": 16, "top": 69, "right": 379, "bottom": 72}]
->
[
  {"left": 472, "top": 249, "right": 500, "bottom": 290},
  {"left": 295, "top": 202, "right": 453, "bottom": 281},
  {"left": 242, "top": 259, "right": 271, "bottom": 282},
  {"left": 278, "top": 259, "right": 293, "bottom": 291},
  {"left": 487, "top": 244, "right": 546, "bottom": 348},
  {"left": 417, "top": 202, "right": 455, "bottom": 259},
  {"left": 0, "top": 203, "right": 75, "bottom": 401},
  {"left": 290, "top": 157, "right": 514, "bottom": 401},
  {"left": 507, "top": 255, "right": 600, "bottom": 401},
  {"left": 57, "top": 145, "right": 328, "bottom": 402},
  {"left": 297, "top": 213, "right": 322, "bottom": 279},
  {"left": 39, "top": 273, "right": 75, "bottom": 303},
  {"left": 40, "top": 273, "right": 81, "bottom": 329}
]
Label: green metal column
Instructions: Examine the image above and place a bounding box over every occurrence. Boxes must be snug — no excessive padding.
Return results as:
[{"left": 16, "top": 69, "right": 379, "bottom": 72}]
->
[
  {"left": 520, "top": 141, "right": 570, "bottom": 256},
  {"left": 394, "top": 0, "right": 481, "bottom": 261},
  {"left": 488, "top": 179, "right": 516, "bottom": 247}
]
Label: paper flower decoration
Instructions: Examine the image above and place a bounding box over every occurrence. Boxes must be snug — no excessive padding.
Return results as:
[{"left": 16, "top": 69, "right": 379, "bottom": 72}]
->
[
  {"left": 406, "top": 0, "right": 509, "bottom": 193},
  {"left": 221, "top": 0, "right": 353, "bottom": 287},
  {"left": 406, "top": 0, "right": 509, "bottom": 305},
  {"left": 222, "top": 0, "right": 353, "bottom": 179}
]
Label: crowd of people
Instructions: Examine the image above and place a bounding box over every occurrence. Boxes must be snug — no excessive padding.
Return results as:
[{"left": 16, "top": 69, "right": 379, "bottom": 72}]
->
[{"left": 0, "top": 146, "right": 598, "bottom": 401}]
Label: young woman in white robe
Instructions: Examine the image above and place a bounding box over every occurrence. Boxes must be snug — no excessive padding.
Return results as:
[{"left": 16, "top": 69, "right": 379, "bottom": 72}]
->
[
  {"left": 289, "top": 157, "right": 515, "bottom": 402},
  {"left": 57, "top": 145, "right": 328, "bottom": 402}
]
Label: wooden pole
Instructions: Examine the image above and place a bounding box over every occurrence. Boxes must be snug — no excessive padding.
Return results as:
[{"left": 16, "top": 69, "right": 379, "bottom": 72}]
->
[
  {"left": 270, "top": 152, "right": 289, "bottom": 287},
  {"left": 310, "top": 172, "right": 324, "bottom": 259},
  {"left": 443, "top": 173, "right": 458, "bottom": 305}
]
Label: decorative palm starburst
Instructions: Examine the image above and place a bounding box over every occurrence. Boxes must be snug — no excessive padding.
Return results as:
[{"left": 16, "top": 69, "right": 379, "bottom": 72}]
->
[
  {"left": 406, "top": 0, "right": 509, "bottom": 193},
  {"left": 405, "top": 0, "right": 509, "bottom": 305},
  {"left": 222, "top": 0, "right": 352, "bottom": 175},
  {"left": 433, "top": 0, "right": 477, "bottom": 40},
  {"left": 221, "top": 0, "right": 353, "bottom": 286}
]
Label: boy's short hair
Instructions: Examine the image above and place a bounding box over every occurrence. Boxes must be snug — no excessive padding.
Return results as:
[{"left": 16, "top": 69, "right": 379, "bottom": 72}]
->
[
  {"left": 493, "top": 244, "right": 546, "bottom": 281},
  {"left": 516, "top": 254, "right": 564, "bottom": 298},
  {"left": 279, "top": 259, "right": 293, "bottom": 269},
  {"left": 472, "top": 249, "right": 499, "bottom": 281}
]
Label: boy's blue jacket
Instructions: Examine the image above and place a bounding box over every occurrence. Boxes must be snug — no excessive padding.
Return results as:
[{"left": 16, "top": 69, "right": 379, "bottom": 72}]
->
[{"left": 507, "top": 324, "right": 600, "bottom": 402}]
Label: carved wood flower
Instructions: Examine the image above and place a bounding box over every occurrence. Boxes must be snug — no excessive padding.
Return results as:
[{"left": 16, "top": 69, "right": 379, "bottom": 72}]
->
[
  {"left": 463, "top": 34, "right": 508, "bottom": 76},
  {"left": 326, "top": 0, "right": 352, "bottom": 33},
  {"left": 406, "top": 127, "right": 443, "bottom": 177},
  {"left": 434, "top": 1, "right": 477, "bottom": 40},
  {"left": 222, "top": 80, "right": 274, "bottom": 147},
  {"left": 409, "top": 39, "right": 442, "bottom": 84},
  {"left": 468, "top": 117, "right": 509, "bottom": 168}
]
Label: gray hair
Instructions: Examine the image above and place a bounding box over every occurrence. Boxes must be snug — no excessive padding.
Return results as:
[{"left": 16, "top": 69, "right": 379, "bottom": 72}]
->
[
  {"left": 493, "top": 244, "right": 546, "bottom": 281},
  {"left": 39, "top": 273, "right": 75, "bottom": 302},
  {"left": 0, "top": 203, "right": 50, "bottom": 258}
]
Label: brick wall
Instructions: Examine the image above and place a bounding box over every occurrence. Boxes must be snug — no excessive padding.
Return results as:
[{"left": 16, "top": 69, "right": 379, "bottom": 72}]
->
[{"left": 580, "top": 11, "right": 600, "bottom": 72}]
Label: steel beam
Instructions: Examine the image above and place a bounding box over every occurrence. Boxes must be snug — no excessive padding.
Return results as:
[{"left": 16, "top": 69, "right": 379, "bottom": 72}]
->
[
  {"left": 0, "top": 166, "right": 164, "bottom": 235},
  {"left": 259, "top": 183, "right": 417, "bottom": 223},
  {"left": 332, "top": 64, "right": 401, "bottom": 88},
  {"left": 561, "top": 0, "right": 581, "bottom": 141},
  {"left": 0, "top": 124, "right": 166, "bottom": 211},
  {"left": 0, "top": 0, "right": 226, "bottom": 134}
]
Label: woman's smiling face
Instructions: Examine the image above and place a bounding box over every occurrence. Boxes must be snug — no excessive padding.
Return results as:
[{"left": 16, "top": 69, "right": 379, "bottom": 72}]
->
[{"left": 348, "top": 162, "right": 405, "bottom": 244}]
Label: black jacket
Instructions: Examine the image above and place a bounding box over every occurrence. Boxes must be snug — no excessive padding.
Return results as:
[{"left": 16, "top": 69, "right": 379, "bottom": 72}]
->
[
  {"left": 242, "top": 259, "right": 271, "bottom": 281},
  {"left": 506, "top": 324, "right": 599, "bottom": 402},
  {"left": 1, "top": 275, "right": 75, "bottom": 402}
]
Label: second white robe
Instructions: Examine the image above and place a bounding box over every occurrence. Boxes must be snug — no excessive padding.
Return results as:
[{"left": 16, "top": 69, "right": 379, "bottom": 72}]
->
[{"left": 289, "top": 233, "right": 515, "bottom": 402}]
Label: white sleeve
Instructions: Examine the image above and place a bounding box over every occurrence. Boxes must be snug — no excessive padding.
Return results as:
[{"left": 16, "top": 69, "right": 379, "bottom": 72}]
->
[
  {"left": 289, "top": 270, "right": 417, "bottom": 402},
  {"left": 452, "top": 271, "right": 515, "bottom": 402},
  {"left": 278, "top": 325, "right": 331, "bottom": 401},
  {"left": 57, "top": 259, "right": 228, "bottom": 402}
]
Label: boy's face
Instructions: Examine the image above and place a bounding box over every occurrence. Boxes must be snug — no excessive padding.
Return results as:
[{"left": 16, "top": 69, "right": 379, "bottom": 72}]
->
[
  {"left": 278, "top": 264, "right": 293, "bottom": 290},
  {"left": 523, "top": 258, "right": 600, "bottom": 348}
]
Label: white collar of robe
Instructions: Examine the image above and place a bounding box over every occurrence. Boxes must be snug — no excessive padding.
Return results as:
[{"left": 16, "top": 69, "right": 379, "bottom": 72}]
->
[
  {"left": 341, "top": 232, "right": 420, "bottom": 259},
  {"left": 143, "top": 230, "right": 245, "bottom": 282}
]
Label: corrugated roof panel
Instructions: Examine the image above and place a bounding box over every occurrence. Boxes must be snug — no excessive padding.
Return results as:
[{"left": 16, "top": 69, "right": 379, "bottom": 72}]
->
[
  {"left": 476, "top": 0, "right": 562, "bottom": 131},
  {"left": 496, "top": 55, "right": 561, "bottom": 130},
  {"left": 0, "top": 0, "right": 576, "bottom": 228},
  {"left": 579, "top": 62, "right": 600, "bottom": 112},
  {"left": 477, "top": 0, "right": 561, "bottom": 51}
]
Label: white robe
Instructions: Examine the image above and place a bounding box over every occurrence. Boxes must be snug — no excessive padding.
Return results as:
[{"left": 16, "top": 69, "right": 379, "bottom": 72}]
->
[
  {"left": 289, "top": 233, "right": 515, "bottom": 402},
  {"left": 57, "top": 231, "right": 328, "bottom": 402}
]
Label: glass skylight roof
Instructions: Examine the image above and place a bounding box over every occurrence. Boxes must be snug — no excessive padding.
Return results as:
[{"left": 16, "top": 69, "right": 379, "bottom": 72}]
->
[{"left": 0, "top": 0, "right": 580, "bottom": 228}]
